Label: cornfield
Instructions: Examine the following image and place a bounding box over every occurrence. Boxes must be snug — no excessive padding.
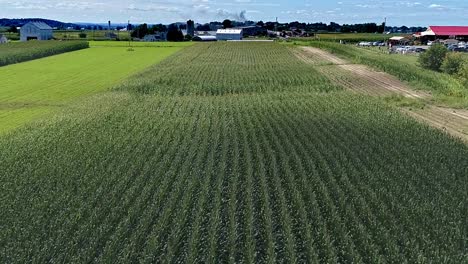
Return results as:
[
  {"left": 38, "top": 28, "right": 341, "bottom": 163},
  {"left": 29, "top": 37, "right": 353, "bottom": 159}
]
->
[
  {"left": 0, "top": 42, "right": 467, "bottom": 262},
  {"left": 115, "top": 42, "right": 341, "bottom": 95},
  {"left": 0, "top": 40, "right": 89, "bottom": 66}
]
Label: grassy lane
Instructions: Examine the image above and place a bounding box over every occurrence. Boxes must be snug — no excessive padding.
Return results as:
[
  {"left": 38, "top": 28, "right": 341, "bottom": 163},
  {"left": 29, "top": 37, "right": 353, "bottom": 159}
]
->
[{"left": 0, "top": 45, "right": 183, "bottom": 133}]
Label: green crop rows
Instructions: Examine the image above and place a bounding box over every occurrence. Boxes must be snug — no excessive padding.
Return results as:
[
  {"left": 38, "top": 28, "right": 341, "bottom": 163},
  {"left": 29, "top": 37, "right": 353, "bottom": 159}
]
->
[
  {"left": 116, "top": 42, "right": 341, "bottom": 95},
  {"left": 0, "top": 42, "right": 467, "bottom": 262},
  {"left": 0, "top": 40, "right": 89, "bottom": 66}
]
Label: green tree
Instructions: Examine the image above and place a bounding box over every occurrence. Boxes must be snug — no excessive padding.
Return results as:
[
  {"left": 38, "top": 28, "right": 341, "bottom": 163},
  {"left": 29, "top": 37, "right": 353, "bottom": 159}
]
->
[
  {"left": 184, "top": 34, "right": 193, "bottom": 41},
  {"left": 166, "top": 25, "right": 184, "bottom": 41},
  {"left": 418, "top": 44, "right": 448, "bottom": 71},
  {"left": 441, "top": 53, "right": 465, "bottom": 75},
  {"left": 131, "top": 23, "right": 148, "bottom": 39},
  {"left": 222, "top": 19, "right": 232, "bottom": 29},
  {"left": 78, "top": 32, "right": 87, "bottom": 38},
  {"left": 458, "top": 64, "right": 468, "bottom": 88},
  {"left": 8, "top": 26, "right": 18, "bottom": 33}
]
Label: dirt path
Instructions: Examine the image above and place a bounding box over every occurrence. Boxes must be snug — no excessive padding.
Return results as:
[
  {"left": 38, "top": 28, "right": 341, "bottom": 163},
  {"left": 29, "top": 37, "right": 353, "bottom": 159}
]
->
[
  {"left": 298, "top": 47, "right": 429, "bottom": 99},
  {"left": 296, "top": 46, "right": 468, "bottom": 142}
]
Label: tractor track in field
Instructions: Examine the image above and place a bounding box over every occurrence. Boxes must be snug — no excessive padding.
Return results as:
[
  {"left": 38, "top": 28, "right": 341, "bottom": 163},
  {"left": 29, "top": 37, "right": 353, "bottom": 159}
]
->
[{"left": 296, "top": 46, "right": 468, "bottom": 142}]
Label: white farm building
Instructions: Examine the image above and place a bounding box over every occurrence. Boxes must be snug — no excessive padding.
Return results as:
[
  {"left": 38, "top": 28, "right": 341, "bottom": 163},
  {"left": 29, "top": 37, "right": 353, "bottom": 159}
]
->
[
  {"left": 20, "top": 22, "right": 53, "bottom": 41},
  {"left": 0, "top": 34, "right": 8, "bottom": 44},
  {"left": 216, "top": 29, "right": 243, "bottom": 41}
]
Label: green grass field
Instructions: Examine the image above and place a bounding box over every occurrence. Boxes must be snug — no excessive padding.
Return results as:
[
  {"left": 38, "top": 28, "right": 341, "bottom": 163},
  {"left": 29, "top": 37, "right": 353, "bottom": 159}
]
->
[
  {"left": 0, "top": 45, "right": 183, "bottom": 133},
  {"left": 1, "top": 42, "right": 467, "bottom": 262}
]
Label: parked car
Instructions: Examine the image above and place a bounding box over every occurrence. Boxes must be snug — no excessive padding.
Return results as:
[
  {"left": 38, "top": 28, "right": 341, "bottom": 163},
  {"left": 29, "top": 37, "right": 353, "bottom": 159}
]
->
[
  {"left": 415, "top": 48, "right": 426, "bottom": 53},
  {"left": 372, "top": 41, "right": 385, "bottom": 46},
  {"left": 451, "top": 47, "right": 467, "bottom": 52},
  {"left": 448, "top": 45, "right": 463, "bottom": 51},
  {"left": 427, "top": 41, "right": 433, "bottom": 46},
  {"left": 357, "top": 41, "right": 372, "bottom": 47}
]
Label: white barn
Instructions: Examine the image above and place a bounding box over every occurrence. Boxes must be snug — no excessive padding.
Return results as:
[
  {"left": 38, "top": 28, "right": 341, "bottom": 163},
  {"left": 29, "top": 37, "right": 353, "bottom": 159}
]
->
[
  {"left": 216, "top": 29, "right": 243, "bottom": 41},
  {"left": 0, "top": 34, "right": 8, "bottom": 44},
  {"left": 20, "top": 22, "right": 53, "bottom": 41}
]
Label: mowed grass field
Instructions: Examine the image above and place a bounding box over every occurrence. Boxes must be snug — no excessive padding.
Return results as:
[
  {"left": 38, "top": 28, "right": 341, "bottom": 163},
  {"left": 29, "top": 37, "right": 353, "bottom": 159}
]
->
[
  {"left": 0, "top": 44, "right": 185, "bottom": 133},
  {"left": 1, "top": 42, "right": 467, "bottom": 262}
]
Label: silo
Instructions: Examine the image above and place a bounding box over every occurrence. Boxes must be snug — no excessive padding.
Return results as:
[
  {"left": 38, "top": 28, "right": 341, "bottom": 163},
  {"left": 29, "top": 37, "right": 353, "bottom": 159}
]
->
[{"left": 187, "top": 20, "right": 195, "bottom": 37}]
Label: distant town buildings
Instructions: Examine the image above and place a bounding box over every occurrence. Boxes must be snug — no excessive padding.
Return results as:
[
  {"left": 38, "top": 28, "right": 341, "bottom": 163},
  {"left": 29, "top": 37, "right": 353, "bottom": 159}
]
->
[{"left": 20, "top": 21, "right": 53, "bottom": 41}]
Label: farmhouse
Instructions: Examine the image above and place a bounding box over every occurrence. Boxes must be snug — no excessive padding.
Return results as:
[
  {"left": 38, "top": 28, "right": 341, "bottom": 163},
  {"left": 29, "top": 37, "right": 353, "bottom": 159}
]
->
[
  {"left": 20, "top": 22, "right": 53, "bottom": 41},
  {"left": 0, "top": 34, "right": 8, "bottom": 44},
  {"left": 418, "top": 26, "right": 468, "bottom": 41},
  {"left": 143, "top": 33, "right": 167, "bottom": 42},
  {"left": 216, "top": 29, "right": 243, "bottom": 41}
]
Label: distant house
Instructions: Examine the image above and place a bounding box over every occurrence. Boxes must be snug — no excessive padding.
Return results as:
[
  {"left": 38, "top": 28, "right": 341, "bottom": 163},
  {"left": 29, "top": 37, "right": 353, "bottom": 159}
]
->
[
  {"left": 216, "top": 29, "right": 243, "bottom": 41},
  {"left": 20, "top": 22, "right": 53, "bottom": 41},
  {"left": 142, "top": 33, "right": 167, "bottom": 42},
  {"left": 0, "top": 34, "right": 8, "bottom": 44}
]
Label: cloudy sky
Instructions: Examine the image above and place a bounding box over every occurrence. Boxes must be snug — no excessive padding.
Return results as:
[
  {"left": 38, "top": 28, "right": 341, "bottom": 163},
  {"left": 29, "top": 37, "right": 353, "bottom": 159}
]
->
[{"left": 0, "top": 0, "right": 467, "bottom": 26}]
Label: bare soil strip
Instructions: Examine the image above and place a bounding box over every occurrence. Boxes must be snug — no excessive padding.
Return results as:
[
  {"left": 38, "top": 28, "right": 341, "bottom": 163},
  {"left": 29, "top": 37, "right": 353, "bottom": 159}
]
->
[
  {"left": 300, "top": 47, "right": 348, "bottom": 65},
  {"left": 405, "top": 107, "right": 468, "bottom": 142},
  {"left": 296, "top": 46, "right": 468, "bottom": 142},
  {"left": 297, "top": 47, "right": 429, "bottom": 99}
]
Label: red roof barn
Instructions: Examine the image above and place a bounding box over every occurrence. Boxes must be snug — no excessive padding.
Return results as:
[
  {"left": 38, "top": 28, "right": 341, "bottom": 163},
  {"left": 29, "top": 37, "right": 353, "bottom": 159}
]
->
[{"left": 421, "top": 26, "right": 468, "bottom": 38}]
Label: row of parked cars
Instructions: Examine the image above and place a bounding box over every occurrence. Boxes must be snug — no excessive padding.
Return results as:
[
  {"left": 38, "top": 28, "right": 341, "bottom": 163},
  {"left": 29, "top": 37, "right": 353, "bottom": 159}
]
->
[
  {"left": 357, "top": 41, "right": 386, "bottom": 47},
  {"left": 428, "top": 41, "right": 467, "bottom": 52},
  {"left": 393, "top": 46, "right": 426, "bottom": 53}
]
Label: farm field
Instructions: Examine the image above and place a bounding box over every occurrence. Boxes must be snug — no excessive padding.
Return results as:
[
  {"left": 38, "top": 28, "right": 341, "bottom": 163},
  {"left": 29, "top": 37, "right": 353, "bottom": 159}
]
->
[
  {"left": 89, "top": 40, "right": 194, "bottom": 48},
  {"left": 297, "top": 41, "right": 468, "bottom": 107},
  {"left": 0, "top": 45, "right": 183, "bottom": 133},
  {"left": 294, "top": 45, "right": 468, "bottom": 142},
  {"left": 1, "top": 42, "right": 468, "bottom": 262},
  {"left": 306, "top": 33, "right": 401, "bottom": 43},
  {"left": 115, "top": 42, "right": 340, "bottom": 95},
  {"left": 0, "top": 40, "right": 89, "bottom": 66}
]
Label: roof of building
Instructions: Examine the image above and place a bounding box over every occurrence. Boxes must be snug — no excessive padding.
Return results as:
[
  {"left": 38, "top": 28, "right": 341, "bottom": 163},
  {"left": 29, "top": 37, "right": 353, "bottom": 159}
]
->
[
  {"left": 24, "top": 21, "right": 53, "bottom": 30},
  {"left": 389, "top": 36, "right": 406, "bottom": 41},
  {"left": 193, "top": 35, "right": 217, "bottom": 41},
  {"left": 216, "top": 29, "right": 243, "bottom": 34},
  {"left": 427, "top": 26, "right": 468, "bottom": 36}
]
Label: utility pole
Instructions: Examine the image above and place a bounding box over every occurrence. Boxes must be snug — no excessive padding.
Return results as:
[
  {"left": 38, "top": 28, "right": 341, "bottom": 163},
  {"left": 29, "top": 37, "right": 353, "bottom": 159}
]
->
[
  {"left": 384, "top": 17, "right": 387, "bottom": 34},
  {"left": 275, "top": 17, "right": 278, "bottom": 33},
  {"left": 128, "top": 20, "right": 131, "bottom": 47}
]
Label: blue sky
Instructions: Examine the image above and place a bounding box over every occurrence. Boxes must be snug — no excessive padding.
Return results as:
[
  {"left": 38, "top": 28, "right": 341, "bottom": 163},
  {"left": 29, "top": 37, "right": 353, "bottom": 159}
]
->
[{"left": 0, "top": 0, "right": 467, "bottom": 26}]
